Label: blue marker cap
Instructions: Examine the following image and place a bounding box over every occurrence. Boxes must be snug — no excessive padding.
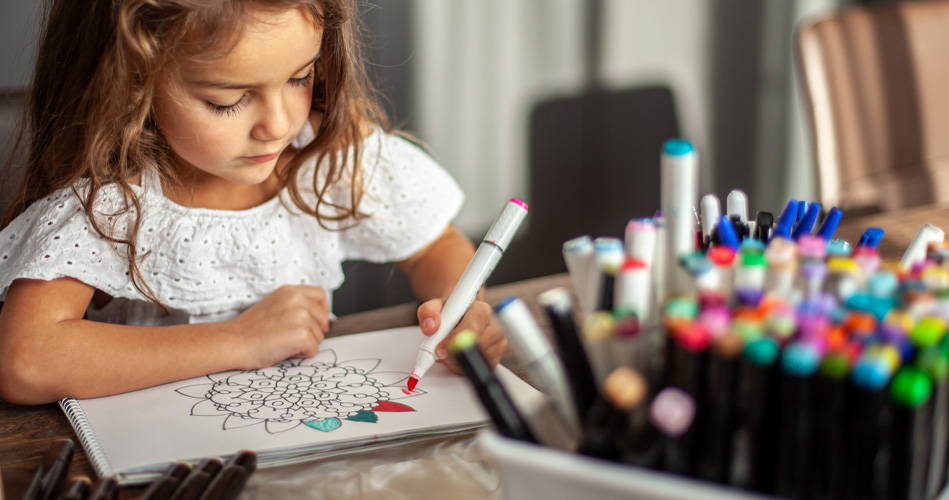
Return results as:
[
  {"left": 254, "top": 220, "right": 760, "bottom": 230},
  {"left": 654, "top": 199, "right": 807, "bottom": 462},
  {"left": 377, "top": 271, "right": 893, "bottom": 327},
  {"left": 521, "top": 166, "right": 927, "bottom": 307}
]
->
[
  {"left": 773, "top": 199, "right": 798, "bottom": 240},
  {"left": 739, "top": 238, "right": 766, "bottom": 253},
  {"left": 679, "top": 252, "right": 713, "bottom": 277},
  {"left": 815, "top": 207, "right": 843, "bottom": 240},
  {"left": 796, "top": 201, "right": 809, "bottom": 225},
  {"left": 792, "top": 202, "right": 822, "bottom": 240},
  {"left": 858, "top": 228, "right": 885, "bottom": 249},
  {"left": 495, "top": 296, "right": 518, "bottom": 312},
  {"left": 716, "top": 215, "right": 739, "bottom": 250},
  {"left": 826, "top": 239, "right": 852, "bottom": 257},
  {"left": 868, "top": 271, "right": 899, "bottom": 298},
  {"left": 782, "top": 342, "right": 821, "bottom": 377},
  {"left": 852, "top": 355, "right": 893, "bottom": 390},
  {"left": 593, "top": 237, "right": 623, "bottom": 254},
  {"left": 663, "top": 139, "right": 694, "bottom": 156}
]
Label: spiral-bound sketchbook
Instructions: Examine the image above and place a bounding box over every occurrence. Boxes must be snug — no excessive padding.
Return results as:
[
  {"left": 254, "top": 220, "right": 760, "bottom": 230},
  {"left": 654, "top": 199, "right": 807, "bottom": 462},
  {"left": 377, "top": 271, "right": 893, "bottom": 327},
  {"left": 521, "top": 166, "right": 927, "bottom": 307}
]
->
[{"left": 60, "top": 326, "right": 538, "bottom": 485}]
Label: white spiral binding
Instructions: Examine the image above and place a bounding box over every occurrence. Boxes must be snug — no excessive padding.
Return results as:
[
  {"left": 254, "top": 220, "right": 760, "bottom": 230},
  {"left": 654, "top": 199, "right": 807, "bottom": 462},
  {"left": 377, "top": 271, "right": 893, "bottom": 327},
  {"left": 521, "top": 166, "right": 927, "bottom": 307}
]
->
[{"left": 59, "top": 398, "right": 114, "bottom": 478}]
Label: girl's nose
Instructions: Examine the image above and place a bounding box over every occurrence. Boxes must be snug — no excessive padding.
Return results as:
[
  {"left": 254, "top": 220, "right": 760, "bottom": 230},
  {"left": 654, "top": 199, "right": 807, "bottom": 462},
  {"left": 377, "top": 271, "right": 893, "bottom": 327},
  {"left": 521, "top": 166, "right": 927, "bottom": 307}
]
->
[{"left": 252, "top": 95, "right": 291, "bottom": 141}]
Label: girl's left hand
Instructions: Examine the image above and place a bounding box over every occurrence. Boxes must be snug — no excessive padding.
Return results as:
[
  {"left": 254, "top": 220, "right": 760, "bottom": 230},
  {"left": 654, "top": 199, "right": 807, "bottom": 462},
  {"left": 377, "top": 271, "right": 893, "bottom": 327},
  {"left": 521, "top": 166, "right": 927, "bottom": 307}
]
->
[{"left": 417, "top": 298, "right": 509, "bottom": 374}]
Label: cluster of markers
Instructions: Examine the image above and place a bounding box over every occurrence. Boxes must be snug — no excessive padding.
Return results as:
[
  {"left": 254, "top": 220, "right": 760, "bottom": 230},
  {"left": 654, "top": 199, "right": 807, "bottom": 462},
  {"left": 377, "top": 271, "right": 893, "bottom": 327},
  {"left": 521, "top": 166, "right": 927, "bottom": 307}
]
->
[
  {"left": 447, "top": 189, "right": 949, "bottom": 500},
  {"left": 25, "top": 446, "right": 257, "bottom": 500},
  {"left": 655, "top": 198, "right": 949, "bottom": 500}
]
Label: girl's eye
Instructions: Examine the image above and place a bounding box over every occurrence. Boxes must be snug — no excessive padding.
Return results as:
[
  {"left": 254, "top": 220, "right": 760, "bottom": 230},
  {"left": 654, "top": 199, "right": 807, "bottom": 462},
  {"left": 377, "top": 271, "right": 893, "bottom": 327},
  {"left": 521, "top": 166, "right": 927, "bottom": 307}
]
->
[
  {"left": 206, "top": 96, "right": 247, "bottom": 117},
  {"left": 289, "top": 67, "right": 314, "bottom": 88}
]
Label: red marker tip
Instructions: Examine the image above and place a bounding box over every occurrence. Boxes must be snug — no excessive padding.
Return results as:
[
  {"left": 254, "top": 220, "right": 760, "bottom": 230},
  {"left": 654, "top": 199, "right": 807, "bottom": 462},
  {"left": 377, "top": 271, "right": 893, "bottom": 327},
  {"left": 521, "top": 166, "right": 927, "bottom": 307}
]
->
[{"left": 407, "top": 375, "right": 419, "bottom": 391}]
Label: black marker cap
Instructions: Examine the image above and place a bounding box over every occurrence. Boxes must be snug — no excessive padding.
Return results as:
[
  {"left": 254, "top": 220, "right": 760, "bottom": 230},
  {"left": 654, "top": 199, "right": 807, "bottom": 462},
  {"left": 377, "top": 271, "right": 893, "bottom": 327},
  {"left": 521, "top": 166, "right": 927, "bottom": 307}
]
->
[
  {"left": 754, "top": 212, "right": 774, "bottom": 243},
  {"left": 449, "top": 330, "right": 536, "bottom": 443},
  {"left": 87, "top": 477, "right": 119, "bottom": 500},
  {"left": 61, "top": 477, "right": 92, "bottom": 500}
]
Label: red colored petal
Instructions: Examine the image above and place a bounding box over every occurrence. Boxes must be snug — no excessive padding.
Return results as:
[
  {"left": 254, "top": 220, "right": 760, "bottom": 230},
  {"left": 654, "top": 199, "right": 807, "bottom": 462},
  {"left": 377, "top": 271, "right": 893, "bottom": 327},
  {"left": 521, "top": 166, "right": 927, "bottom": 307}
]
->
[{"left": 372, "top": 400, "right": 415, "bottom": 412}]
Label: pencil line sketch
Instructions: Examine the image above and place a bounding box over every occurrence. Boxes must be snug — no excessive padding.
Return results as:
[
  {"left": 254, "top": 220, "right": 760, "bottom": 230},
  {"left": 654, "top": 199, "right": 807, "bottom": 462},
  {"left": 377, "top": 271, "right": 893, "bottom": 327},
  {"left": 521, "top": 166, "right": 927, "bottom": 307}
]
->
[{"left": 176, "top": 349, "right": 424, "bottom": 434}]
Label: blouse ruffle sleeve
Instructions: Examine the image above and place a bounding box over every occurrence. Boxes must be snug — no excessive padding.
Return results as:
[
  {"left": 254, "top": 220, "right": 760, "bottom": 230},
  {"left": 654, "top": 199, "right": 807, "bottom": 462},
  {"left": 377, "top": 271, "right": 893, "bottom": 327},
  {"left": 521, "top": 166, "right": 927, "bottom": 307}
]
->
[
  {"left": 332, "top": 131, "right": 465, "bottom": 263},
  {"left": 0, "top": 183, "right": 140, "bottom": 301}
]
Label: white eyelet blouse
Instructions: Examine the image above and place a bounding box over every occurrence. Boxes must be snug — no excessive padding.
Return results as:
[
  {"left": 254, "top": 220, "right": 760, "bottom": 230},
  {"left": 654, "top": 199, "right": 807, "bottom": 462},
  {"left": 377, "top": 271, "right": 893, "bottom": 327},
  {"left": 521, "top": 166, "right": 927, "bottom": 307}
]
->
[{"left": 0, "top": 123, "right": 464, "bottom": 325}]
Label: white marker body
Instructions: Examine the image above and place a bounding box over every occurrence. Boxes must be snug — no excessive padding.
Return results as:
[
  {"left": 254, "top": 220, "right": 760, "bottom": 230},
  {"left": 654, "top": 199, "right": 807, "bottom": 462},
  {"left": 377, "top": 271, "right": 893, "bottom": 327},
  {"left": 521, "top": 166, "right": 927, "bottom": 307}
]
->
[
  {"left": 726, "top": 189, "right": 749, "bottom": 223},
  {"left": 412, "top": 200, "right": 528, "bottom": 380},
  {"left": 661, "top": 147, "right": 699, "bottom": 296},
  {"left": 616, "top": 264, "right": 652, "bottom": 326},
  {"left": 625, "top": 220, "right": 657, "bottom": 268},
  {"left": 562, "top": 235, "right": 595, "bottom": 315},
  {"left": 587, "top": 237, "right": 623, "bottom": 315},
  {"left": 700, "top": 194, "right": 721, "bottom": 240},
  {"left": 900, "top": 223, "right": 945, "bottom": 269},
  {"left": 695, "top": 268, "right": 722, "bottom": 294},
  {"left": 652, "top": 215, "right": 667, "bottom": 314},
  {"left": 496, "top": 298, "right": 580, "bottom": 433}
]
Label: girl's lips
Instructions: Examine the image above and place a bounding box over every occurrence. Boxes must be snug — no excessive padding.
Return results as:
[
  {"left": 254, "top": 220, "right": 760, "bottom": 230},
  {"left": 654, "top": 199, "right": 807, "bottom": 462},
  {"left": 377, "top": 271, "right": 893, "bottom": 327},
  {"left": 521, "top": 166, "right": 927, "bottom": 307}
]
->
[{"left": 245, "top": 151, "right": 280, "bottom": 163}]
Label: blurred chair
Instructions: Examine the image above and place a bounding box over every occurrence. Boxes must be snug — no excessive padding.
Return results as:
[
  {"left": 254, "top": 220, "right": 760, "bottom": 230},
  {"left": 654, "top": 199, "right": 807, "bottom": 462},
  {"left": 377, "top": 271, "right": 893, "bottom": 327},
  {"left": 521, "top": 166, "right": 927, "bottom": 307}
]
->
[
  {"left": 492, "top": 86, "right": 679, "bottom": 285},
  {"left": 795, "top": 1, "right": 949, "bottom": 214}
]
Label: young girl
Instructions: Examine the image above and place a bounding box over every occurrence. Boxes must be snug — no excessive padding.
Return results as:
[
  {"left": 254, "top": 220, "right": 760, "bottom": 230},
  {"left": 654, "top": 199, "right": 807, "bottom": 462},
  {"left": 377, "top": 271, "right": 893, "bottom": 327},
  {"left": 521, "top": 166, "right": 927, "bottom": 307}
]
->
[{"left": 0, "top": 0, "right": 507, "bottom": 405}]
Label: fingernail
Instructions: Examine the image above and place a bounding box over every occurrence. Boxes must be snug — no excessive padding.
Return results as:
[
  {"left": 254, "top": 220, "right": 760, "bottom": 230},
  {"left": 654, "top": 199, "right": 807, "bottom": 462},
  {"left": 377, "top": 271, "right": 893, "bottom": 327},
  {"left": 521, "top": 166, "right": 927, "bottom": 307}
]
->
[
  {"left": 436, "top": 347, "right": 448, "bottom": 359},
  {"left": 422, "top": 318, "right": 435, "bottom": 332}
]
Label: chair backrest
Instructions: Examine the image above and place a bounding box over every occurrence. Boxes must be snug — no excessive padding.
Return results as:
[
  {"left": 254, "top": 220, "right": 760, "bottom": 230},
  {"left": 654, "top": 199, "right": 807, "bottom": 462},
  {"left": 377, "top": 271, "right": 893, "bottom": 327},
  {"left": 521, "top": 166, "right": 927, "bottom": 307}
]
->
[
  {"left": 795, "top": 1, "right": 949, "bottom": 214},
  {"left": 493, "top": 86, "right": 679, "bottom": 285}
]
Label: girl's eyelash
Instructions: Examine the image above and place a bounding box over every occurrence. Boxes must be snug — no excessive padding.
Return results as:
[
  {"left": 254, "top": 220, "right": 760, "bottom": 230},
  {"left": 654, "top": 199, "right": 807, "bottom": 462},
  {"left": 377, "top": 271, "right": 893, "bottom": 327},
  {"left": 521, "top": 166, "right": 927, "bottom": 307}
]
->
[
  {"left": 289, "top": 67, "right": 314, "bottom": 87},
  {"left": 205, "top": 67, "right": 313, "bottom": 117},
  {"left": 207, "top": 97, "right": 246, "bottom": 117}
]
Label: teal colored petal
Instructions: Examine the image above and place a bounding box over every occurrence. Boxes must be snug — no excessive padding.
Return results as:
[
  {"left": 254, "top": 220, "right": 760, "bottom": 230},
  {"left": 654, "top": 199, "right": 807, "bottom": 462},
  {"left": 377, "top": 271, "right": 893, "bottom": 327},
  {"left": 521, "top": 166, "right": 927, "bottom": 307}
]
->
[
  {"left": 346, "top": 410, "right": 378, "bottom": 423},
  {"left": 303, "top": 418, "right": 341, "bottom": 432}
]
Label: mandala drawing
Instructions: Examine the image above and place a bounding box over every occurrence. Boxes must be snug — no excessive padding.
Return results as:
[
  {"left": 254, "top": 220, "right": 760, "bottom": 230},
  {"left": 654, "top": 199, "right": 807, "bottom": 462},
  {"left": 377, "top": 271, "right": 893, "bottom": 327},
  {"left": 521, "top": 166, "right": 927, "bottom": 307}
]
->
[{"left": 175, "top": 349, "right": 425, "bottom": 434}]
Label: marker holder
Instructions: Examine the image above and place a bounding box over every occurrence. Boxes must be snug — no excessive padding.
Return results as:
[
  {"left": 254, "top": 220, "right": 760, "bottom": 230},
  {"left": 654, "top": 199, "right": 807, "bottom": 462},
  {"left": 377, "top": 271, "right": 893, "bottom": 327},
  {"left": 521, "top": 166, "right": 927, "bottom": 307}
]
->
[{"left": 479, "top": 429, "right": 773, "bottom": 500}]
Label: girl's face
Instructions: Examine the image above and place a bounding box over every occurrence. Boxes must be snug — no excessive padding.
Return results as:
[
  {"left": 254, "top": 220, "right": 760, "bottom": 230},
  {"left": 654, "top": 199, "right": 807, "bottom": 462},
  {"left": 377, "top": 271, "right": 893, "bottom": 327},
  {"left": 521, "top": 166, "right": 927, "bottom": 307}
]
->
[{"left": 153, "top": 7, "right": 322, "bottom": 190}]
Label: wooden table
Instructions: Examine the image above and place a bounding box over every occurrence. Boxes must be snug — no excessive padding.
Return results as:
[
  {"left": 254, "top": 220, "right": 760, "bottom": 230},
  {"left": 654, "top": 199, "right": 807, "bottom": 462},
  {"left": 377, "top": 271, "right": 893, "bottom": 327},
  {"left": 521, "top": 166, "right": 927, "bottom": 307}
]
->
[
  {"left": 0, "top": 273, "right": 571, "bottom": 500},
  {"left": 835, "top": 203, "right": 949, "bottom": 259}
]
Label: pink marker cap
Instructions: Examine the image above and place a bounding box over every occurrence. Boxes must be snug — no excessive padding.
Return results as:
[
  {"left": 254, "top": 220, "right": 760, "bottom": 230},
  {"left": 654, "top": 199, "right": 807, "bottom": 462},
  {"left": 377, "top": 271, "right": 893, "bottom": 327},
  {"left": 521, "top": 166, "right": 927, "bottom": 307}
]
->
[{"left": 509, "top": 198, "right": 529, "bottom": 211}]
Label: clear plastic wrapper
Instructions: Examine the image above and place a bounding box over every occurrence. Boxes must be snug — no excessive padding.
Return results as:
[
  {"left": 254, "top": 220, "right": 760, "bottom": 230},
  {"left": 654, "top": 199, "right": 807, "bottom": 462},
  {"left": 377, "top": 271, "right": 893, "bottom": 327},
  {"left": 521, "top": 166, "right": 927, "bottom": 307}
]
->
[{"left": 239, "top": 433, "right": 500, "bottom": 499}]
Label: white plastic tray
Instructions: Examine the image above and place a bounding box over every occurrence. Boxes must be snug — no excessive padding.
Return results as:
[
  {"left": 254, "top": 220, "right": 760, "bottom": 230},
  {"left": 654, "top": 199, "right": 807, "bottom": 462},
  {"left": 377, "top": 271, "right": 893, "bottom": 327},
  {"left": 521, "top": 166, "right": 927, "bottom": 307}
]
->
[{"left": 479, "top": 429, "right": 775, "bottom": 500}]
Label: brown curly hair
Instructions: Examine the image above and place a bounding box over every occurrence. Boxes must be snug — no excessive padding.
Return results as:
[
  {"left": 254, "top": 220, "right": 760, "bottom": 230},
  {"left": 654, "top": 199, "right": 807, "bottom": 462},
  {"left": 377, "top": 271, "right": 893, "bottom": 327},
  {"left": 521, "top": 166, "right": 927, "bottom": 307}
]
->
[{"left": 2, "top": 0, "right": 386, "bottom": 307}]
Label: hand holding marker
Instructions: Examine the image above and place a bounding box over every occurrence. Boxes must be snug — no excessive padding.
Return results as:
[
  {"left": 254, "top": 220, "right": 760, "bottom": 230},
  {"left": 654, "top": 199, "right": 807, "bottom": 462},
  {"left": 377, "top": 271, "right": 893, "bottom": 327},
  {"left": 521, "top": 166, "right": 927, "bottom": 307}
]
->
[{"left": 408, "top": 199, "right": 529, "bottom": 390}]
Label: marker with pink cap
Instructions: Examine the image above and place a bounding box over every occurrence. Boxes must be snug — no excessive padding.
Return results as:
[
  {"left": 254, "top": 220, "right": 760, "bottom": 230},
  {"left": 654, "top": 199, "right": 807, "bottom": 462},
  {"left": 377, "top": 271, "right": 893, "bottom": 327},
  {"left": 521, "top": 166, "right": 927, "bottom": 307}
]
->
[{"left": 407, "top": 198, "right": 529, "bottom": 390}]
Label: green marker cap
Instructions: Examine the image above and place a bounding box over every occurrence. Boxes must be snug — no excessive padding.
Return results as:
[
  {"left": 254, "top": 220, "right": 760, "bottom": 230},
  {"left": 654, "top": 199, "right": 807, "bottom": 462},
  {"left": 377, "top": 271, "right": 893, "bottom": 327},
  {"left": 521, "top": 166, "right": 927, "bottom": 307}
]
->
[
  {"left": 911, "top": 317, "right": 945, "bottom": 348},
  {"left": 733, "top": 319, "right": 765, "bottom": 343},
  {"left": 664, "top": 297, "right": 699, "bottom": 320},
  {"left": 744, "top": 338, "right": 779, "bottom": 367},
  {"left": 742, "top": 252, "right": 766, "bottom": 267},
  {"left": 918, "top": 346, "right": 949, "bottom": 380},
  {"left": 940, "top": 329, "right": 949, "bottom": 357},
  {"left": 819, "top": 353, "right": 850, "bottom": 379},
  {"left": 448, "top": 330, "right": 479, "bottom": 354},
  {"left": 891, "top": 367, "right": 932, "bottom": 408}
]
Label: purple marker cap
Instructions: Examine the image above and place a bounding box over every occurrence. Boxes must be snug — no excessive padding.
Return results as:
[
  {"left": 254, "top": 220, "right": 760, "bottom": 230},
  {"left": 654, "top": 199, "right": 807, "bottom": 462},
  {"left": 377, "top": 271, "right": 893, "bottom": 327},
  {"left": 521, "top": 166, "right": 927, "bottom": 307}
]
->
[
  {"left": 735, "top": 288, "right": 764, "bottom": 308},
  {"left": 650, "top": 387, "right": 695, "bottom": 438},
  {"left": 797, "top": 298, "right": 824, "bottom": 316},
  {"left": 699, "top": 307, "right": 731, "bottom": 337},
  {"left": 816, "top": 293, "right": 840, "bottom": 314},
  {"left": 798, "top": 313, "right": 829, "bottom": 337},
  {"left": 800, "top": 261, "right": 828, "bottom": 281},
  {"left": 877, "top": 323, "right": 906, "bottom": 344}
]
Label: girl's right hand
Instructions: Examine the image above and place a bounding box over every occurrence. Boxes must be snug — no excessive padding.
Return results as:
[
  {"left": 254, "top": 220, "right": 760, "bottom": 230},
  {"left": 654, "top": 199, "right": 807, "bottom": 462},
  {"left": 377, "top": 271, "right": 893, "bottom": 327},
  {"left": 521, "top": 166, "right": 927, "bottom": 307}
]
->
[{"left": 228, "top": 285, "right": 330, "bottom": 369}]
